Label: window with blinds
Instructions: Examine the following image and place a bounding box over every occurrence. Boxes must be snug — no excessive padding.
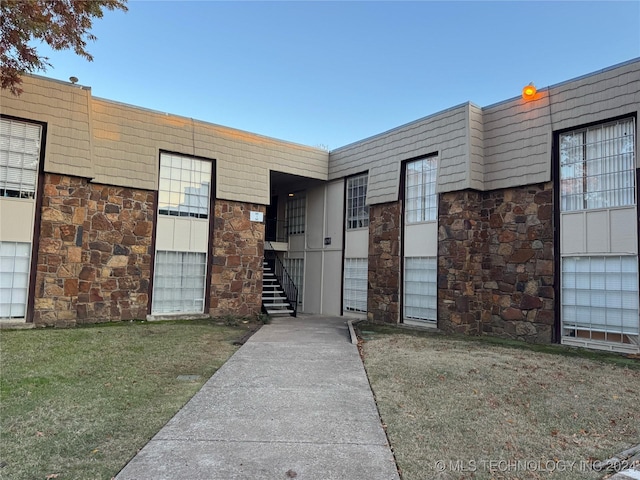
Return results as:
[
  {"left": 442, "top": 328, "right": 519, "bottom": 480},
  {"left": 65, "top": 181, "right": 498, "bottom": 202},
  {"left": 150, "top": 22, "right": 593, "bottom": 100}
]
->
[
  {"left": 1, "top": 118, "right": 42, "bottom": 199},
  {"left": 344, "top": 258, "right": 368, "bottom": 312},
  {"left": 151, "top": 251, "right": 206, "bottom": 314},
  {"left": 560, "top": 118, "right": 635, "bottom": 211},
  {"left": 404, "top": 257, "right": 437, "bottom": 323},
  {"left": 559, "top": 117, "right": 639, "bottom": 351}
]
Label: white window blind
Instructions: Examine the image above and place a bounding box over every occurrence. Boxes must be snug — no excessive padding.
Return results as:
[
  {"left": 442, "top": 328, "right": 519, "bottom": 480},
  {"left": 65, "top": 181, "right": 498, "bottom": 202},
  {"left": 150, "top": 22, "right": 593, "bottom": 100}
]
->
[
  {"left": 404, "top": 257, "right": 437, "bottom": 323},
  {"left": 152, "top": 251, "right": 206, "bottom": 314},
  {"left": 562, "top": 256, "right": 639, "bottom": 336},
  {"left": 158, "top": 153, "right": 211, "bottom": 218},
  {"left": 0, "top": 242, "right": 31, "bottom": 318},
  {"left": 405, "top": 156, "right": 438, "bottom": 223},
  {"left": 0, "top": 118, "right": 42, "bottom": 198},
  {"left": 560, "top": 118, "right": 635, "bottom": 211},
  {"left": 344, "top": 258, "right": 367, "bottom": 312},
  {"left": 347, "top": 174, "right": 369, "bottom": 230}
]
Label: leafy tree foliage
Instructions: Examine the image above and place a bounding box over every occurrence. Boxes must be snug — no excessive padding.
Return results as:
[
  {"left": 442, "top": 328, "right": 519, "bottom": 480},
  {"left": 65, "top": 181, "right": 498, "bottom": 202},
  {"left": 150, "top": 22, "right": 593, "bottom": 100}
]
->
[{"left": 1, "top": 0, "right": 127, "bottom": 95}]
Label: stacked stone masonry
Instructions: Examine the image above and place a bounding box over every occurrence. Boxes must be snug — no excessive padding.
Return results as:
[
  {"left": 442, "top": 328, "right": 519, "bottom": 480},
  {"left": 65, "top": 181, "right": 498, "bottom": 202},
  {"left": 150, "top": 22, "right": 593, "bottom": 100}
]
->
[
  {"left": 33, "top": 177, "right": 266, "bottom": 326},
  {"left": 364, "top": 182, "right": 555, "bottom": 344},
  {"left": 368, "top": 202, "right": 401, "bottom": 324},
  {"left": 210, "top": 200, "right": 265, "bottom": 317},
  {"left": 438, "top": 182, "right": 554, "bottom": 343},
  {"left": 34, "top": 174, "right": 154, "bottom": 327}
]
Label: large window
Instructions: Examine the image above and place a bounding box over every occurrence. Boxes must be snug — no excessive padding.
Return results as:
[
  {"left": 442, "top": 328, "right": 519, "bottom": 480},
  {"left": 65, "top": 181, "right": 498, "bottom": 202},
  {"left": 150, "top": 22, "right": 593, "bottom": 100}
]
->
[
  {"left": 405, "top": 155, "right": 438, "bottom": 223},
  {"left": 158, "top": 153, "right": 211, "bottom": 218},
  {"left": 562, "top": 256, "right": 638, "bottom": 337},
  {"left": 1, "top": 118, "right": 42, "bottom": 198},
  {"left": 346, "top": 174, "right": 369, "bottom": 229},
  {"left": 0, "top": 242, "right": 31, "bottom": 319},
  {"left": 560, "top": 118, "right": 635, "bottom": 211},
  {"left": 559, "top": 117, "right": 638, "bottom": 351},
  {"left": 343, "top": 258, "right": 367, "bottom": 312},
  {"left": 152, "top": 251, "right": 206, "bottom": 314},
  {"left": 404, "top": 257, "right": 437, "bottom": 323},
  {"left": 285, "top": 195, "right": 305, "bottom": 235}
]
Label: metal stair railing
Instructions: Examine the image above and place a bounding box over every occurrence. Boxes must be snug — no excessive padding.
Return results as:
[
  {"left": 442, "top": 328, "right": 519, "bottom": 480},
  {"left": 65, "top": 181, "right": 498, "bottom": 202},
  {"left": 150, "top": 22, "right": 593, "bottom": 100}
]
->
[{"left": 264, "top": 245, "right": 298, "bottom": 317}]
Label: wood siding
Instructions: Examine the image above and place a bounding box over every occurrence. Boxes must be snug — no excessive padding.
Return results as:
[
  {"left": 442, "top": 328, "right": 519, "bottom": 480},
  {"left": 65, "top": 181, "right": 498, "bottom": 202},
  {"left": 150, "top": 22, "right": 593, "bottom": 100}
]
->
[
  {"left": 328, "top": 104, "right": 470, "bottom": 205},
  {"left": 0, "top": 76, "right": 94, "bottom": 179},
  {"left": 482, "top": 59, "right": 640, "bottom": 190},
  {"left": 329, "top": 59, "right": 639, "bottom": 201},
  {"left": 3, "top": 59, "right": 638, "bottom": 206},
  {"left": 467, "top": 103, "right": 484, "bottom": 190},
  {"left": 91, "top": 99, "right": 328, "bottom": 204},
  {"left": 3, "top": 76, "right": 328, "bottom": 205},
  {"left": 482, "top": 92, "right": 552, "bottom": 190}
]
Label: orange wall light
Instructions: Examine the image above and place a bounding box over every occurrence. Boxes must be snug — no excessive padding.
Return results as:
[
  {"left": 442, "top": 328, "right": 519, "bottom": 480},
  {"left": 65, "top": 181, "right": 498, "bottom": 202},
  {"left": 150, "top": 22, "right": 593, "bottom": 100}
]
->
[{"left": 522, "top": 83, "right": 537, "bottom": 100}]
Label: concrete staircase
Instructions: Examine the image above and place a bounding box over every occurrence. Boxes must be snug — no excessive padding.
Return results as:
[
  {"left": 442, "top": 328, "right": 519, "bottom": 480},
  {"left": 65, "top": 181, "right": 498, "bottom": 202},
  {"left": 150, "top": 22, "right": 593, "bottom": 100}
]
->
[{"left": 262, "top": 262, "right": 295, "bottom": 317}]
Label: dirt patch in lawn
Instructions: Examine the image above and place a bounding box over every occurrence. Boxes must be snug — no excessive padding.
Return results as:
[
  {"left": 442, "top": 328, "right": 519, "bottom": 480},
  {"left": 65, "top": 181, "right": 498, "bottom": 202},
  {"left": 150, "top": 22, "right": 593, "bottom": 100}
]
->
[{"left": 359, "top": 327, "right": 639, "bottom": 480}]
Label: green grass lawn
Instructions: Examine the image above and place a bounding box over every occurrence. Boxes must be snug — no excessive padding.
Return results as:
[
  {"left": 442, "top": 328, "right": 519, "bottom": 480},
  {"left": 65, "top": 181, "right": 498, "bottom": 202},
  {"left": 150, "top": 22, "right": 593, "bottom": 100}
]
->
[
  {"left": 359, "top": 324, "right": 640, "bottom": 480},
  {"left": 0, "top": 319, "right": 253, "bottom": 480}
]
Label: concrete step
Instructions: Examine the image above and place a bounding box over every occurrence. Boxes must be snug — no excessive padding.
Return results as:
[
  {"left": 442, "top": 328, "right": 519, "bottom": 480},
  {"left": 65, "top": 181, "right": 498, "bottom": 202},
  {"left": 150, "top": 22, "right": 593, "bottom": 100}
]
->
[{"left": 265, "top": 309, "right": 295, "bottom": 316}]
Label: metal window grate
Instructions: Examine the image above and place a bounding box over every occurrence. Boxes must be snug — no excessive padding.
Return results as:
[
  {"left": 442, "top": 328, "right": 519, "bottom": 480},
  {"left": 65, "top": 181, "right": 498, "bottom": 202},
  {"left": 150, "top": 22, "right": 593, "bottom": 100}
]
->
[
  {"left": 562, "top": 255, "right": 639, "bottom": 347},
  {"left": 158, "top": 153, "right": 211, "bottom": 218},
  {"left": 560, "top": 118, "right": 636, "bottom": 211},
  {"left": 404, "top": 257, "right": 437, "bottom": 323},
  {"left": 152, "top": 251, "right": 206, "bottom": 314},
  {"left": 285, "top": 195, "right": 305, "bottom": 235},
  {"left": 343, "top": 258, "right": 368, "bottom": 312},
  {"left": 347, "top": 174, "right": 369, "bottom": 229},
  {"left": 405, "top": 156, "right": 438, "bottom": 223},
  {"left": 0, "top": 242, "right": 31, "bottom": 319},
  {"left": 0, "top": 118, "right": 42, "bottom": 199}
]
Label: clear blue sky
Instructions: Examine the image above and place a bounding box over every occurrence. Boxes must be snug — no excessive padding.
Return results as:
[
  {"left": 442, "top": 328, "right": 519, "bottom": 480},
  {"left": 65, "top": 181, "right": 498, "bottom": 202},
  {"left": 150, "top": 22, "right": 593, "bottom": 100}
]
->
[{"left": 36, "top": 1, "right": 640, "bottom": 150}]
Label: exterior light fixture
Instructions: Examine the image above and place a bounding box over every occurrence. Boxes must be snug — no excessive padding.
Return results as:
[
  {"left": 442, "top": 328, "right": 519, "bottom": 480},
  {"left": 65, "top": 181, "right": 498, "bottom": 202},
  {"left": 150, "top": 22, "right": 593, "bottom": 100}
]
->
[
  {"left": 288, "top": 193, "right": 294, "bottom": 197},
  {"left": 522, "top": 83, "right": 537, "bottom": 100}
]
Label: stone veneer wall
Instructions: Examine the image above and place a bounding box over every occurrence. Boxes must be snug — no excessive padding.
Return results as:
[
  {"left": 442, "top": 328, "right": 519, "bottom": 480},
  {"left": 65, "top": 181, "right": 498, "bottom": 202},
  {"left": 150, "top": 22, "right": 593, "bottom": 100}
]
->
[
  {"left": 367, "top": 202, "right": 401, "bottom": 324},
  {"left": 438, "top": 182, "right": 554, "bottom": 343},
  {"left": 34, "top": 174, "right": 154, "bottom": 327},
  {"left": 437, "top": 190, "right": 485, "bottom": 334},
  {"left": 210, "top": 200, "right": 265, "bottom": 317}
]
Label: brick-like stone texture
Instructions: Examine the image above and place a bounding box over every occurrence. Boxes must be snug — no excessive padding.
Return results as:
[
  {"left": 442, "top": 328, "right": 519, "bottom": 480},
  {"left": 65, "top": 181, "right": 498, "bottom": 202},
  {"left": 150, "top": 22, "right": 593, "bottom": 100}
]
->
[
  {"left": 34, "top": 174, "right": 154, "bottom": 326},
  {"left": 210, "top": 200, "right": 264, "bottom": 317},
  {"left": 368, "top": 202, "right": 401, "bottom": 324},
  {"left": 438, "top": 182, "right": 554, "bottom": 343}
]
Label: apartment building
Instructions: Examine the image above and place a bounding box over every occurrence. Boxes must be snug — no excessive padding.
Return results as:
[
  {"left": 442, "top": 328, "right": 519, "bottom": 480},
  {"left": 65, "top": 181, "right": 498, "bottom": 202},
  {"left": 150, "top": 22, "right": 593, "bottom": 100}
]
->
[{"left": 1, "top": 58, "right": 638, "bottom": 353}]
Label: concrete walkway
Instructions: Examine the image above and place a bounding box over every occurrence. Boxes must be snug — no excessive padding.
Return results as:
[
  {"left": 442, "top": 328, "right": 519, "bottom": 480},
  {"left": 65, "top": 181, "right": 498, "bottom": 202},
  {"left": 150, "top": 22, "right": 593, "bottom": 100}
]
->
[{"left": 115, "top": 315, "right": 400, "bottom": 480}]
